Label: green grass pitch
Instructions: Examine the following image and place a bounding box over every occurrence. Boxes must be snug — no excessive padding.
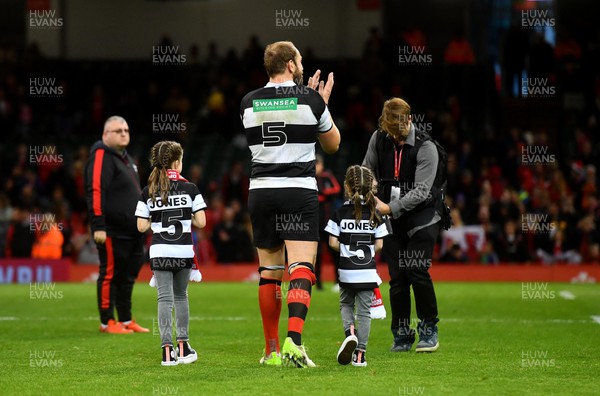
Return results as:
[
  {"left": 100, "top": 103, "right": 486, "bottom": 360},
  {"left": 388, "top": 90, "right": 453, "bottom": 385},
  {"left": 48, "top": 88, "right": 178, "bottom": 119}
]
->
[{"left": 1, "top": 281, "right": 599, "bottom": 395}]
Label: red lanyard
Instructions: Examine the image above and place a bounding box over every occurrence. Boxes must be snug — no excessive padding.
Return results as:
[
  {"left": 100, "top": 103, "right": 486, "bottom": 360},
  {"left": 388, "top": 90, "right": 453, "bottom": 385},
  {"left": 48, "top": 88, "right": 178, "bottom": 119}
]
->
[{"left": 394, "top": 146, "right": 403, "bottom": 180}]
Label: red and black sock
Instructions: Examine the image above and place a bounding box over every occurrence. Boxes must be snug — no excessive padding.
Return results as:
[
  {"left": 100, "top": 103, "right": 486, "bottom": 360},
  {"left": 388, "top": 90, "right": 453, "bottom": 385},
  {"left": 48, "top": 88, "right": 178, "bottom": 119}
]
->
[
  {"left": 287, "top": 264, "right": 316, "bottom": 345},
  {"left": 259, "top": 277, "right": 282, "bottom": 354}
]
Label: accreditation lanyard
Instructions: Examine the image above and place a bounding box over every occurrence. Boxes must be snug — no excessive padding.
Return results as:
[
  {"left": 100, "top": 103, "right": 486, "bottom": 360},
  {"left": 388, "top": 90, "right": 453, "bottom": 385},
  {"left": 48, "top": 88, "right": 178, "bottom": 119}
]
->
[{"left": 394, "top": 146, "right": 404, "bottom": 180}]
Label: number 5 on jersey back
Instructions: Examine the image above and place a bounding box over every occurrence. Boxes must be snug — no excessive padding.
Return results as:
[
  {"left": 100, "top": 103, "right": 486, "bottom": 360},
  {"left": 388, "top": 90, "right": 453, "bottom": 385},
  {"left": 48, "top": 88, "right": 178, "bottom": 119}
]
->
[{"left": 262, "top": 121, "right": 288, "bottom": 147}]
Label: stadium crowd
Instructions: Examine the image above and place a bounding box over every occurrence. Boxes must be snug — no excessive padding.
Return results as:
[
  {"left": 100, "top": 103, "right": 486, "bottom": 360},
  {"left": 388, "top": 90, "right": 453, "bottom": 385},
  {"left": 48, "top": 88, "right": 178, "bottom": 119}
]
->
[{"left": 0, "top": 26, "right": 599, "bottom": 265}]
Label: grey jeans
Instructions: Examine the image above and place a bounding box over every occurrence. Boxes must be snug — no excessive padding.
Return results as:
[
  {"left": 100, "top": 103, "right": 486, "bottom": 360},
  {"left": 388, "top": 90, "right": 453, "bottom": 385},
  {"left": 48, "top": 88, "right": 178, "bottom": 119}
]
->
[
  {"left": 340, "top": 287, "right": 373, "bottom": 351},
  {"left": 155, "top": 269, "right": 191, "bottom": 347}
]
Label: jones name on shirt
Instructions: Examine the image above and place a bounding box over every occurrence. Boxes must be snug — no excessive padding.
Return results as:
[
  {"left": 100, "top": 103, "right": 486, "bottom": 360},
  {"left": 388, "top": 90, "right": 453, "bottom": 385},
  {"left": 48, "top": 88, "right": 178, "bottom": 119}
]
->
[
  {"left": 148, "top": 196, "right": 189, "bottom": 209},
  {"left": 340, "top": 219, "right": 377, "bottom": 232}
]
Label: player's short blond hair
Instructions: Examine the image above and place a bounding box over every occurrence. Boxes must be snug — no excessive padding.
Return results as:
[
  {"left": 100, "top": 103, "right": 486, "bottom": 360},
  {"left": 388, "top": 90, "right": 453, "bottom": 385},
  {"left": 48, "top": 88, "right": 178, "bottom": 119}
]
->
[{"left": 264, "top": 41, "right": 298, "bottom": 78}]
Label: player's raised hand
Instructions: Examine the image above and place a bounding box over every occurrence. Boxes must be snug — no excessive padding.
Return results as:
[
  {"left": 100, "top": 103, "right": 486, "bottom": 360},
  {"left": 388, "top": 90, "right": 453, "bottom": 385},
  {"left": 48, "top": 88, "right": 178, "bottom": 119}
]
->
[
  {"left": 318, "top": 72, "right": 334, "bottom": 105},
  {"left": 308, "top": 70, "right": 334, "bottom": 105},
  {"left": 307, "top": 69, "right": 321, "bottom": 90}
]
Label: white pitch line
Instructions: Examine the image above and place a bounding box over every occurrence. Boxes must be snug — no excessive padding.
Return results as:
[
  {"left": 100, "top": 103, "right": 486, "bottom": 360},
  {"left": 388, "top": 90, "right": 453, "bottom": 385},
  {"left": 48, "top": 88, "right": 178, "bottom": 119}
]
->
[
  {"left": 0, "top": 316, "right": 248, "bottom": 321},
  {"left": 0, "top": 316, "right": 595, "bottom": 324},
  {"left": 559, "top": 290, "right": 576, "bottom": 300}
]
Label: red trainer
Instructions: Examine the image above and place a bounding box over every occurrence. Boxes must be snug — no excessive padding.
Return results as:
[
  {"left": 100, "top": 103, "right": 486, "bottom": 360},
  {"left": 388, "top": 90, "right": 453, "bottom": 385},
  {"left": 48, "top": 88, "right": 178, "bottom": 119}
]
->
[
  {"left": 100, "top": 319, "right": 133, "bottom": 334},
  {"left": 122, "top": 320, "right": 150, "bottom": 333}
]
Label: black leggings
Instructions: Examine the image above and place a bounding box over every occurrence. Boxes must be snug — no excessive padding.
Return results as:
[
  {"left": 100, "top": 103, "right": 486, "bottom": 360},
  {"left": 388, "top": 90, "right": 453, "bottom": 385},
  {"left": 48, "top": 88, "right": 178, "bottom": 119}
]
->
[{"left": 383, "top": 223, "right": 440, "bottom": 333}]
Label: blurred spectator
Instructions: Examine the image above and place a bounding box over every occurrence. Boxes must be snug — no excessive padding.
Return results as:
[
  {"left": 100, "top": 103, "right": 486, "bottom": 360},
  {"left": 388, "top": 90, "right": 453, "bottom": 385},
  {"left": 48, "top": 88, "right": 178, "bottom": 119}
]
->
[
  {"left": 536, "top": 229, "right": 582, "bottom": 264},
  {"left": 363, "top": 27, "right": 384, "bottom": 57},
  {"left": 584, "top": 243, "right": 600, "bottom": 263},
  {"left": 555, "top": 33, "right": 582, "bottom": 63},
  {"left": 0, "top": 193, "right": 13, "bottom": 256},
  {"left": 440, "top": 243, "right": 469, "bottom": 263},
  {"left": 187, "top": 164, "right": 209, "bottom": 197},
  {"left": 211, "top": 206, "right": 253, "bottom": 263},
  {"left": 444, "top": 31, "right": 475, "bottom": 65},
  {"left": 502, "top": 24, "right": 529, "bottom": 97},
  {"left": 577, "top": 214, "right": 599, "bottom": 262},
  {"left": 480, "top": 240, "right": 500, "bottom": 265},
  {"left": 581, "top": 165, "right": 597, "bottom": 212},
  {"left": 31, "top": 213, "right": 64, "bottom": 259},
  {"left": 5, "top": 207, "right": 35, "bottom": 257},
  {"left": 495, "top": 220, "right": 529, "bottom": 263},
  {"left": 457, "top": 169, "right": 479, "bottom": 224},
  {"left": 529, "top": 32, "right": 554, "bottom": 79},
  {"left": 203, "top": 194, "right": 224, "bottom": 236},
  {"left": 71, "top": 229, "right": 99, "bottom": 264},
  {"left": 193, "top": 228, "right": 215, "bottom": 263},
  {"left": 490, "top": 189, "right": 522, "bottom": 227},
  {"left": 221, "top": 160, "right": 249, "bottom": 206},
  {"left": 242, "top": 35, "right": 263, "bottom": 69}
]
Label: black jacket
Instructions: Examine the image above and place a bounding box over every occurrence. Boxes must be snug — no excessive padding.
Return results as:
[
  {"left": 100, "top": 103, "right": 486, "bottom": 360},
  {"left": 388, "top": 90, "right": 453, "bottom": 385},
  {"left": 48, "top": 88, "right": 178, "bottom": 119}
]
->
[{"left": 84, "top": 141, "right": 141, "bottom": 238}]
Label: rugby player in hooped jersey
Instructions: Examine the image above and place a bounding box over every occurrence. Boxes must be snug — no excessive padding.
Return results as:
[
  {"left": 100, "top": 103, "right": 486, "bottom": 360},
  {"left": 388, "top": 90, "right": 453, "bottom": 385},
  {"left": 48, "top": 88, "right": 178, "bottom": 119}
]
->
[{"left": 240, "top": 41, "right": 341, "bottom": 367}]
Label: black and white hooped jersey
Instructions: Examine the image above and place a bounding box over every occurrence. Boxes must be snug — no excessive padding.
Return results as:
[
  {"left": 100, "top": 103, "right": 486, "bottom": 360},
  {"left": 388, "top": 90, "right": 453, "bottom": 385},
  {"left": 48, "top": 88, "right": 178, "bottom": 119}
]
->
[
  {"left": 324, "top": 201, "right": 389, "bottom": 289},
  {"left": 240, "top": 81, "right": 333, "bottom": 191},
  {"left": 135, "top": 179, "right": 206, "bottom": 261}
]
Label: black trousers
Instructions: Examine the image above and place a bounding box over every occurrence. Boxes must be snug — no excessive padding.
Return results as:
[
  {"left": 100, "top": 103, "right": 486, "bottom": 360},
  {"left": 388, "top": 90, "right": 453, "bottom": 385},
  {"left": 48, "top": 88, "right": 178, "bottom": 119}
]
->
[
  {"left": 383, "top": 222, "right": 440, "bottom": 334},
  {"left": 96, "top": 236, "right": 144, "bottom": 324}
]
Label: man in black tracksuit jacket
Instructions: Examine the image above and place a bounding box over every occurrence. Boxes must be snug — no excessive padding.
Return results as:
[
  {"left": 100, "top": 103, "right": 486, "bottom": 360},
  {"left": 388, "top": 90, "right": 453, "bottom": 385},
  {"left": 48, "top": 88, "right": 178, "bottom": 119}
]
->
[
  {"left": 363, "top": 98, "right": 441, "bottom": 353},
  {"left": 84, "top": 116, "right": 148, "bottom": 333}
]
